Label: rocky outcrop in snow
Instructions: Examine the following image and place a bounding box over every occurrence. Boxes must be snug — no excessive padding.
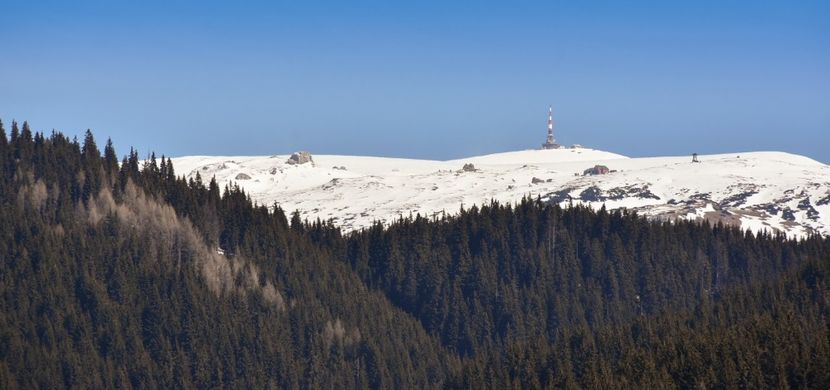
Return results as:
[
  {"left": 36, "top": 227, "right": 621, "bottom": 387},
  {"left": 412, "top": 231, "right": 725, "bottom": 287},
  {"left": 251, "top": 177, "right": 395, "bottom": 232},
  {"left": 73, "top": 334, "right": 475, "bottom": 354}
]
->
[{"left": 287, "top": 151, "right": 313, "bottom": 165}]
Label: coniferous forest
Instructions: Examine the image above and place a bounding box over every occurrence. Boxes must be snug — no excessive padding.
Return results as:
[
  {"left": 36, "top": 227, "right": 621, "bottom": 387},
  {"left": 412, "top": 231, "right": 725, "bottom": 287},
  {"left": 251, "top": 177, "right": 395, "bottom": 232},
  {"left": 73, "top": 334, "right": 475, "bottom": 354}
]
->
[{"left": 1, "top": 121, "right": 829, "bottom": 388}]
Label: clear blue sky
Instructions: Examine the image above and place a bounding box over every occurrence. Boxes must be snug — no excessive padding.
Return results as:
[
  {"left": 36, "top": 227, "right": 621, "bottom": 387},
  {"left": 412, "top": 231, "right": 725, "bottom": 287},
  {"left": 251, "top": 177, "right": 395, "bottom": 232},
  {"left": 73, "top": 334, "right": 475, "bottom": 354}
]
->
[{"left": 2, "top": 1, "right": 828, "bottom": 162}]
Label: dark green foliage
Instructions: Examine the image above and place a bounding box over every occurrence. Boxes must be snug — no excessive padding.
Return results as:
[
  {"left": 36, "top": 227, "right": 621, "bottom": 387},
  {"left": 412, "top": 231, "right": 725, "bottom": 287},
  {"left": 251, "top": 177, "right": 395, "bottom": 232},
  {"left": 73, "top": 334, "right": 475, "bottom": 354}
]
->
[
  {"left": 1, "top": 125, "right": 828, "bottom": 389},
  {"left": 0, "top": 128, "right": 450, "bottom": 388},
  {"left": 341, "top": 201, "right": 830, "bottom": 387}
]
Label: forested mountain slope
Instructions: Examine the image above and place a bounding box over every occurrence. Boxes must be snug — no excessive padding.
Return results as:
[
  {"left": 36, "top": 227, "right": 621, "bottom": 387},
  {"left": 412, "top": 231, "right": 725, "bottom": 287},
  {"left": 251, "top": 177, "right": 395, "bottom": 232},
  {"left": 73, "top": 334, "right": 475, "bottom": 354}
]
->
[
  {"left": 0, "top": 122, "right": 451, "bottom": 388},
  {"left": 1, "top": 121, "right": 829, "bottom": 388}
]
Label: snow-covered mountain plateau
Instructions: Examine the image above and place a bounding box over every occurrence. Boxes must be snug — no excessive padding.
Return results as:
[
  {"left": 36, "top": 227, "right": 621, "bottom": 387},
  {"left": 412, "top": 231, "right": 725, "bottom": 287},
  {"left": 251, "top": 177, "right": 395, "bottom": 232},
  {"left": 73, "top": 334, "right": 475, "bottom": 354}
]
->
[{"left": 172, "top": 148, "right": 830, "bottom": 238}]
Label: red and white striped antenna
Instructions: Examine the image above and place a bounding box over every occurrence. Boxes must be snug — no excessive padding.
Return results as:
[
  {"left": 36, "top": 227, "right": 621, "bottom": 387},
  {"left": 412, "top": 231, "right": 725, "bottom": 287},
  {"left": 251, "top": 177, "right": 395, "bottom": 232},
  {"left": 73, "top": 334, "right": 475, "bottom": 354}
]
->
[
  {"left": 542, "top": 105, "right": 557, "bottom": 149},
  {"left": 547, "top": 105, "right": 554, "bottom": 143}
]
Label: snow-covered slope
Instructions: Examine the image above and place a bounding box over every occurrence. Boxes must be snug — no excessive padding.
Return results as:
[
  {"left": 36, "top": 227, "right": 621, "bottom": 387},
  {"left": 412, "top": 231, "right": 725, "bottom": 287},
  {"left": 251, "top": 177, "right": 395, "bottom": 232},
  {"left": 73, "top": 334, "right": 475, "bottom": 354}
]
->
[{"left": 172, "top": 148, "right": 830, "bottom": 238}]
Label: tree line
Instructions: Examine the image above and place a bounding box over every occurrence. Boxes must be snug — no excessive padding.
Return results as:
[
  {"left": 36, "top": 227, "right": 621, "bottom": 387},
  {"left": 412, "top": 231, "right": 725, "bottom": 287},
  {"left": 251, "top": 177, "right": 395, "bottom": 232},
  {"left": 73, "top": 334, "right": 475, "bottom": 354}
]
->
[{"left": 0, "top": 121, "right": 828, "bottom": 388}]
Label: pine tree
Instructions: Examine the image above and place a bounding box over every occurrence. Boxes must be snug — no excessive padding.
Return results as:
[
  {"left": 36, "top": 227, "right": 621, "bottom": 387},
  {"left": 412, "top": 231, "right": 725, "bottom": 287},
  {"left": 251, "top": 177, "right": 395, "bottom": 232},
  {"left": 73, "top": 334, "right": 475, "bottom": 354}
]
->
[{"left": 103, "top": 138, "right": 119, "bottom": 176}]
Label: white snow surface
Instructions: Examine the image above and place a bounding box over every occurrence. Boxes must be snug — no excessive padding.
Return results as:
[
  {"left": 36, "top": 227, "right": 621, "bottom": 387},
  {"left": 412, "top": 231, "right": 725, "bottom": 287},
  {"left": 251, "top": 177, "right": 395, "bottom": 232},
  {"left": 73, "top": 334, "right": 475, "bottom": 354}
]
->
[{"left": 171, "top": 148, "right": 830, "bottom": 239}]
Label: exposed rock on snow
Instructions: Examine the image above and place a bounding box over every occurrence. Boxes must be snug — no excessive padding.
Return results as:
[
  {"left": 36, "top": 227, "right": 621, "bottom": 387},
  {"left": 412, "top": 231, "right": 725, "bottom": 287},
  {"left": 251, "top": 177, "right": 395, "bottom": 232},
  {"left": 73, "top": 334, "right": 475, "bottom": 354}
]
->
[
  {"left": 578, "top": 186, "right": 603, "bottom": 202},
  {"left": 235, "top": 173, "right": 252, "bottom": 180},
  {"left": 287, "top": 151, "right": 313, "bottom": 165},
  {"left": 583, "top": 165, "right": 610, "bottom": 176}
]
